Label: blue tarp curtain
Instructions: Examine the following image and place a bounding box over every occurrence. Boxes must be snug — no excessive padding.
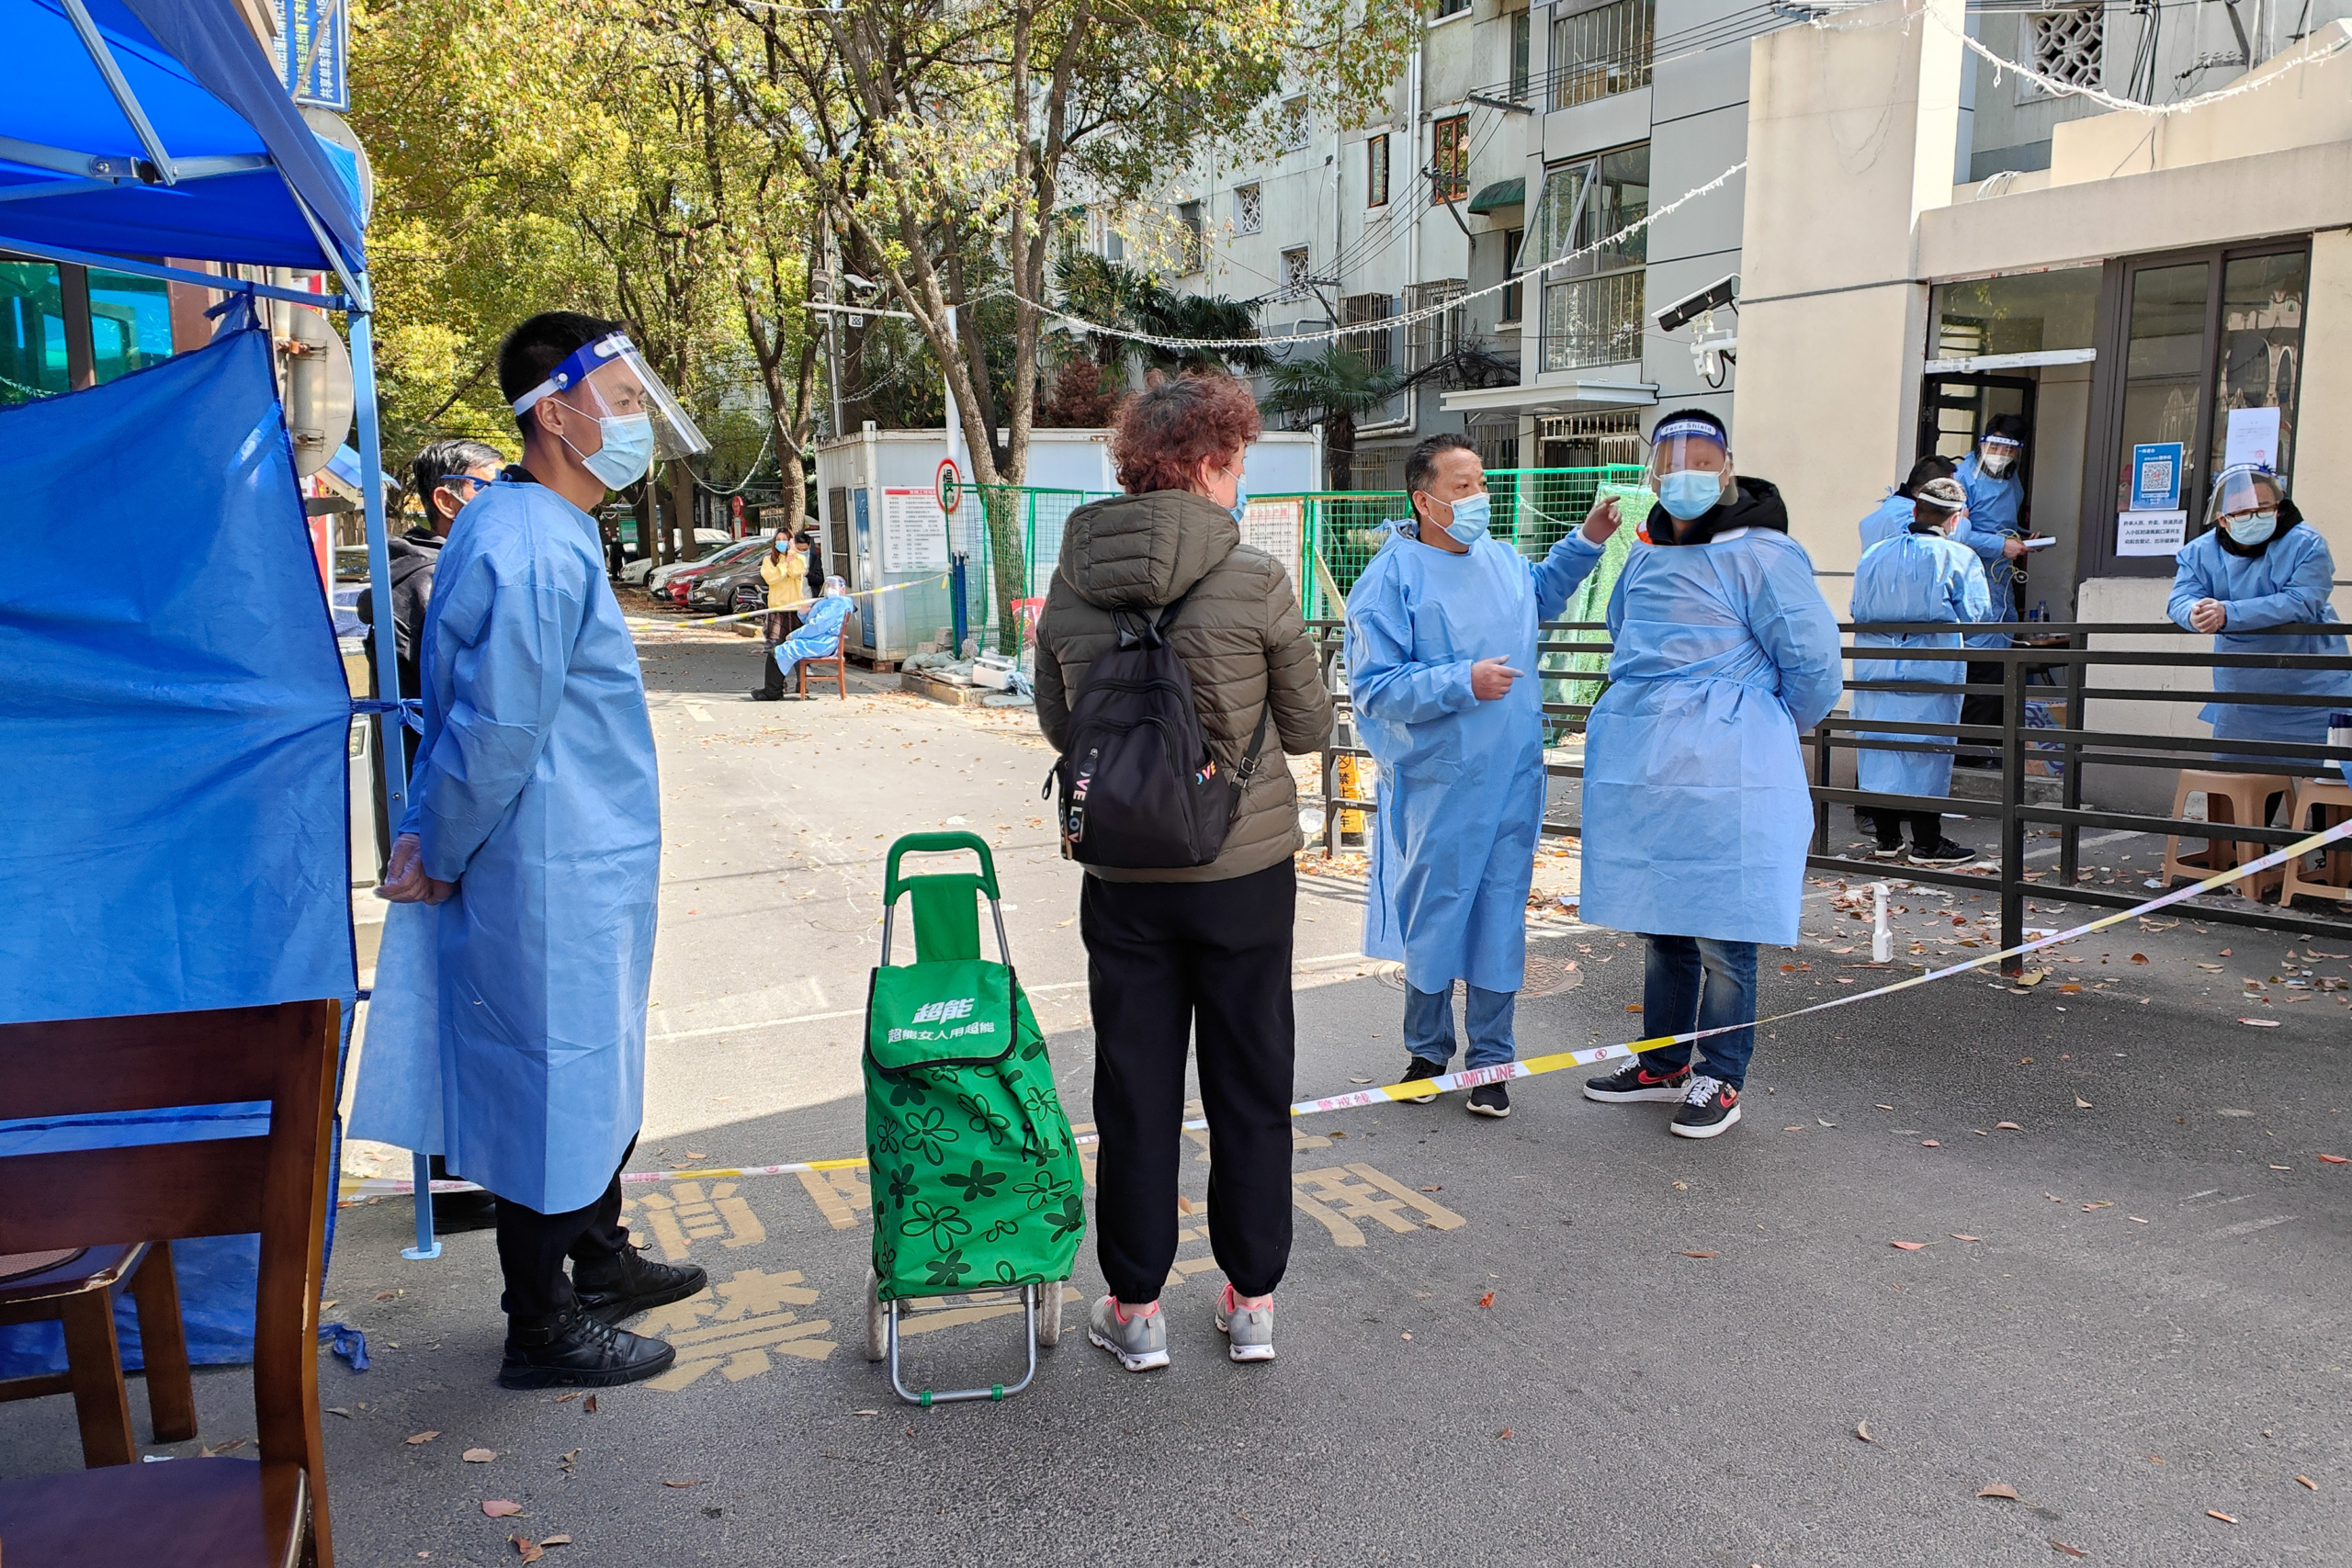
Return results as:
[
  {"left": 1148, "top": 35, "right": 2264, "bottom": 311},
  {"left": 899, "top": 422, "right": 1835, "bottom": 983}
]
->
[
  {"left": 1, "top": 0, "right": 367, "bottom": 270},
  {"left": 0, "top": 325, "right": 356, "bottom": 1375}
]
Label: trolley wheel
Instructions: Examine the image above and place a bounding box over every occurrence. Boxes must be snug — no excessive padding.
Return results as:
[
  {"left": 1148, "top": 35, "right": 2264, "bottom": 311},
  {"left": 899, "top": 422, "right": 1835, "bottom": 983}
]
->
[
  {"left": 1035, "top": 1279, "right": 1064, "bottom": 1348},
  {"left": 864, "top": 1268, "right": 888, "bottom": 1363}
]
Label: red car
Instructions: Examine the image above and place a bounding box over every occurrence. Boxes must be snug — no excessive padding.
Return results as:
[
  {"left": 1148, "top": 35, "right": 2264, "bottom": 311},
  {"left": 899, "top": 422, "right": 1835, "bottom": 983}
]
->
[{"left": 657, "top": 537, "right": 765, "bottom": 605}]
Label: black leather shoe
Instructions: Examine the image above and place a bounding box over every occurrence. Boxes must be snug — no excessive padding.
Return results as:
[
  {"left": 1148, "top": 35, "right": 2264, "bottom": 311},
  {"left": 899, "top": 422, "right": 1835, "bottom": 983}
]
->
[
  {"left": 497, "top": 1309, "right": 675, "bottom": 1390},
  {"left": 572, "top": 1246, "right": 708, "bottom": 1325}
]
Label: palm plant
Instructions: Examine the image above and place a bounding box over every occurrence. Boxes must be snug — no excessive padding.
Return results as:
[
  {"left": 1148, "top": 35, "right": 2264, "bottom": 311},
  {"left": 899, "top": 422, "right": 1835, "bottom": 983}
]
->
[{"left": 1259, "top": 345, "right": 1404, "bottom": 490}]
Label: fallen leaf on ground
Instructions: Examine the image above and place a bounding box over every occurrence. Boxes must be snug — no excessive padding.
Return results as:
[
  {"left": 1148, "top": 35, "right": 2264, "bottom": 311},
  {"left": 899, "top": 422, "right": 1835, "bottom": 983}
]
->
[
  {"left": 1996, "top": 1121, "right": 2023, "bottom": 1131},
  {"left": 554, "top": 1393, "right": 579, "bottom": 1404},
  {"left": 1419, "top": 1185, "right": 1442, "bottom": 1192},
  {"left": 1623, "top": 1003, "right": 1643, "bottom": 1012},
  {"left": 1875, "top": 1103, "right": 1895, "bottom": 1111},
  {"left": 2320, "top": 1154, "right": 2349, "bottom": 1164},
  {"left": 2050, "top": 1540, "right": 2086, "bottom": 1557},
  {"left": 405, "top": 1431, "right": 439, "bottom": 1445},
  {"left": 662, "top": 1479, "right": 696, "bottom": 1488},
  {"left": 1349, "top": 1077, "right": 1373, "bottom": 1084},
  {"left": 482, "top": 1500, "right": 523, "bottom": 1517},
  {"left": 2058, "top": 983, "right": 2082, "bottom": 994},
  {"left": 1400, "top": 1332, "right": 1412, "bottom": 1341},
  {"left": 540, "top": 1537, "right": 572, "bottom": 1549},
  {"left": 2240, "top": 1017, "right": 2282, "bottom": 1027},
  {"left": 1673, "top": 1180, "right": 1689, "bottom": 1190},
  {"left": 327, "top": 1407, "right": 352, "bottom": 1418},
  {"left": 2017, "top": 971, "right": 2046, "bottom": 987},
  {"left": 1855, "top": 1421, "right": 1875, "bottom": 1443},
  {"left": 1497, "top": 1427, "right": 1512, "bottom": 1439},
  {"left": 684, "top": 1151, "right": 707, "bottom": 1159},
  {"left": 2297, "top": 1475, "right": 2317, "bottom": 1490},
  {"left": 463, "top": 1449, "right": 496, "bottom": 1462},
  {"left": 1951, "top": 1233, "right": 1982, "bottom": 1242},
  {"left": 1682, "top": 1251, "right": 1717, "bottom": 1259},
  {"left": 1478, "top": 1291, "right": 1496, "bottom": 1307},
  {"left": 2131, "top": 953, "right": 2149, "bottom": 964},
  {"left": 2207, "top": 1509, "right": 2237, "bottom": 1523},
  {"left": 1175, "top": 1195, "right": 1196, "bottom": 1214},
  {"left": 1922, "top": 1140, "right": 1941, "bottom": 1147},
  {"left": 1889, "top": 1240, "right": 1926, "bottom": 1251},
  {"left": 1977, "top": 1483, "right": 2022, "bottom": 1500},
  {"left": 513, "top": 1536, "right": 542, "bottom": 1563},
  {"left": 2075, "top": 1095, "right": 2094, "bottom": 1109},
  {"left": 582, "top": 1395, "right": 597, "bottom": 1414}
]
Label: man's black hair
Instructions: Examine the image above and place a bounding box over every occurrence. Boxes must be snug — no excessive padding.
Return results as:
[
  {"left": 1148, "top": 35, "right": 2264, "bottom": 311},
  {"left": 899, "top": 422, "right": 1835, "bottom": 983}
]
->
[
  {"left": 1651, "top": 406, "right": 1729, "bottom": 445},
  {"left": 1984, "top": 412, "right": 2029, "bottom": 444},
  {"left": 497, "top": 310, "right": 626, "bottom": 437},
  {"left": 1404, "top": 431, "right": 1477, "bottom": 498},
  {"left": 1902, "top": 454, "right": 1956, "bottom": 497},
  {"left": 410, "top": 437, "right": 506, "bottom": 513}
]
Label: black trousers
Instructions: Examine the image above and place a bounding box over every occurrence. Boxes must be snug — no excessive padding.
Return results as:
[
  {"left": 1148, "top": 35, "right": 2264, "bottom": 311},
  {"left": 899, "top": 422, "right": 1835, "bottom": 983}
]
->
[
  {"left": 1870, "top": 809, "right": 1944, "bottom": 849},
  {"left": 493, "top": 1136, "right": 636, "bottom": 1319},
  {"left": 1960, "top": 660, "right": 2005, "bottom": 744},
  {"left": 1081, "top": 860, "right": 1295, "bottom": 1303},
  {"left": 755, "top": 611, "right": 803, "bottom": 697}
]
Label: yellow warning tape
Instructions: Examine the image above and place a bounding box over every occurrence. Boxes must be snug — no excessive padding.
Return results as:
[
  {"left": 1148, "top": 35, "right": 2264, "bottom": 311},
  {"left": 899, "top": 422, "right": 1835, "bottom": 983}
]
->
[
  {"left": 626, "top": 571, "right": 953, "bottom": 632},
  {"left": 340, "top": 810, "right": 2352, "bottom": 1206}
]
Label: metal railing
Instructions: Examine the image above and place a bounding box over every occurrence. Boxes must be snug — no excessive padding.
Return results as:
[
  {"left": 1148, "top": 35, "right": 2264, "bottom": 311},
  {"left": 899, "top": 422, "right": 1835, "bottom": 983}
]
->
[
  {"left": 1547, "top": 0, "right": 1655, "bottom": 110},
  {"left": 1309, "top": 618, "right": 2352, "bottom": 964},
  {"left": 1541, "top": 271, "right": 1645, "bottom": 372}
]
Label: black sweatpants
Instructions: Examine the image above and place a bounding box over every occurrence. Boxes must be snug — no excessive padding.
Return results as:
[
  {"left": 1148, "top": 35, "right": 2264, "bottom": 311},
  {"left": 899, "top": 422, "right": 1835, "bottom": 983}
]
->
[
  {"left": 1081, "top": 860, "right": 1296, "bottom": 1303},
  {"left": 493, "top": 1136, "right": 637, "bottom": 1319},
  {"left": 1870, "top": 809, "right": 1944, "bottom": 849}
]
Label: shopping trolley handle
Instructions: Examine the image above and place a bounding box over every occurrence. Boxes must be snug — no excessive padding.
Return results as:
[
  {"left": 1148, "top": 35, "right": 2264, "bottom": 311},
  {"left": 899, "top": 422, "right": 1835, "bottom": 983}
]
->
[{"left": 885, "top": 831, "right": 1001, "bottom": 903}]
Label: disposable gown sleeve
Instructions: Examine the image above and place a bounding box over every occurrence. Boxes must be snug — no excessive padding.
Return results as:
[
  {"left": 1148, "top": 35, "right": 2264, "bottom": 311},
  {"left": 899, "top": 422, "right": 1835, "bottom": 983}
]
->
[
  {"left": 2219, "top": 531, "right": 2337, "bottom": 629},
  {"left": 1950, "top": 512, "right": 2010, "bottom": 570},
  {"left": 1954, "top": 549, "right": 1994, "bottom": 622},
  {"left": 2165, "top": 549, "right": 2215, "bottom": 631},
  {"left": 403, "top": 542, "right": 589, "bottom": 881},
  {"left": 1748, "top": 544, "right": 1847, "bottom": 732},
  {"left": 1347, "top": 561, "right": 1478, "bottom": 725},
  {"left": 1529, "top": 528, "right": 1605, "bottom": 622}
]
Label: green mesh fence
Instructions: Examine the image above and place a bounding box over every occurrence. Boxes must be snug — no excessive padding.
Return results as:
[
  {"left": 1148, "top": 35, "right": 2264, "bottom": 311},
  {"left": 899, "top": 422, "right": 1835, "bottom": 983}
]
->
[{"left": 962, "top": 484, "right": 1114, "bottom": 653}]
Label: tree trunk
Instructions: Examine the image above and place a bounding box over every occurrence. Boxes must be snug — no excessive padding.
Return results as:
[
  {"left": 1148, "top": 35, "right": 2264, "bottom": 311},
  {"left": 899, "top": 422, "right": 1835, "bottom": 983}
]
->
[
  {"left": 1329, "top": 414, "right": 1356, "bottom": 491},
  {"left": 669, "top": 460, "right": 698, "bottom": 560}
]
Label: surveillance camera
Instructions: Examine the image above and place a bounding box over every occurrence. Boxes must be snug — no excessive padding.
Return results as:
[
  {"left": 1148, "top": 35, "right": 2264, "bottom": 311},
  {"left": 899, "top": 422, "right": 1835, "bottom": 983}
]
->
[
  {"left": 843, "top": 272, "right": 877, "bottom": 292},
  {"left": 1655, "top": 274, "right": 1739, "bottom": 335}
]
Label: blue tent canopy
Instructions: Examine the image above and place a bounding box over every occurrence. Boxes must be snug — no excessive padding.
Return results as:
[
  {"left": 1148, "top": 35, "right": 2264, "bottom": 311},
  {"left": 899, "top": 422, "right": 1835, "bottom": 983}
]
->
[{"left": 0, "top": 0, "right": 366, "bottom": 273}]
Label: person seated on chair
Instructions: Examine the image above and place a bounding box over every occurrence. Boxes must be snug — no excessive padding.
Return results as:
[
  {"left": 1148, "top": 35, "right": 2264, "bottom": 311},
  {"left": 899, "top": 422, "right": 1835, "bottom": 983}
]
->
[
  {"left": 755, "top": 576, "right": 852, "bottom": 700},
  {"left": 751, "top": 528, "right": 822, "bottom": 699}
]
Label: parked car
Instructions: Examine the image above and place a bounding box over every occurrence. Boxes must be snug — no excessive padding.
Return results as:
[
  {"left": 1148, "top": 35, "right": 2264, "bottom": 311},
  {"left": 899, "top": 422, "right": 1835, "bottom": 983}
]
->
[
  {"left": 657, "top": 536, "right": 767, "bottom": 604},
  {"left": 690, "top": 547, "right": 816, "bottom": 616},
  {"left": 621, "top": 528, "right": 734, "bottom": 586}
]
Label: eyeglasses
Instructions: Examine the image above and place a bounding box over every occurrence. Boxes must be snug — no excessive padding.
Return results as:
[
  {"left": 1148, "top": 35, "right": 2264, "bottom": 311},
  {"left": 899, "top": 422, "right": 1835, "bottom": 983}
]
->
[{"left": 437, "top": 473, "right": 494, "bottom": 497}]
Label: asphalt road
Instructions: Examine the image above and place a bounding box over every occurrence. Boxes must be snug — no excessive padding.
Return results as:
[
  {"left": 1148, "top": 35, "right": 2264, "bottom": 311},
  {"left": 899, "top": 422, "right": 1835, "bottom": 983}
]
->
[{"left": 6, "top": 625, "right": 2347, "bottom": 1567}]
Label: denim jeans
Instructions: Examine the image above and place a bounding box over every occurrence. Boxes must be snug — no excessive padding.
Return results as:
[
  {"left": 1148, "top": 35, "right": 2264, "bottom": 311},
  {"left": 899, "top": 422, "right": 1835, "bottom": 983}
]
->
[
  {"left": 1404, "top": 982, "right": 1517, "bottom": 1070},
  {"left": 1641, "top": 935, "right": 1759, "bottom": 1089}
]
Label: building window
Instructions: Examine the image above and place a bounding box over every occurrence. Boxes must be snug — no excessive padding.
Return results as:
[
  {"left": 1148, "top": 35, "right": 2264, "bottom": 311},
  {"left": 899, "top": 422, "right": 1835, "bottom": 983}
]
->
[
  {"left": 1176, "top": 201, "right": 1204, "bottom": 275},
  {"left": 1281, "top": 247, "right": 1312, "bottom": 301},
  {"left": 1405, "top": 279, "right": 1466, "bottom": 372},
  {"left": 85, "top": 268, "right": 173, "bottom": 384},
  {"left": 1549, "top": 0, "right": 1655, "bottom": 111},
  {"left": 2026, "top": 6, "right": 2103, "bottom": 94},
  {"left": 0, "top": 260, "right": 71, "bottom": 403},
  {"left": 1431, "top": 114, "right": 1469, "bottom": 204},
  {"left": 1510, "top": 9, "right": 1533, "bottom": 101},
  {"left": 1435, "top": 0, "right": 1471, "bottom": 16},
  {"left": 1524, "top": 143, "right": 1649, "bottom": 371},
  {"left": 1366, "top": 134, "right": 1390, "bottom": 208},
  {"left": 1500, "top": 229, "right": 1525, "bottom": 322},
  {"left": 1235, "top": 184, "right": 1262, "bottom": 235},
  {"left": 1340, "top": 291, "right": 1396, "bottom": 373},
  {"left": 1280, "top": 96, "right": 1308, "bottom": 152}
]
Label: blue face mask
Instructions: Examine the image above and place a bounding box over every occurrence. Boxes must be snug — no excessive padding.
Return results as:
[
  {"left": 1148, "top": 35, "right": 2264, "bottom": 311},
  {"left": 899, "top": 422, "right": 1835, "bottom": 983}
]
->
[
  {"left": 1438, "top": 491, "right": 1491, "bottom": 546},
  {"left": 579, "top": 412, "right": 656, "bottom": 490},
  {"left": 1230, "top": 477, "right": 1249, "bottom": 526},
  {"left": 2223, "top": 509, "right": 2278, "bottom": 547},
  {"left": 1657, "top": 469, "right": 1723, "bottom": 521}
]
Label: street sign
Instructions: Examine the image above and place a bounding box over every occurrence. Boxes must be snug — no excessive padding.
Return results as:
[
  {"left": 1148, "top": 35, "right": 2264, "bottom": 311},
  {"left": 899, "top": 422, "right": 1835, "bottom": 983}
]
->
[
  {"left": 935, "top": 457, "right": 962, "bottom": 516},
  {"left": 275, "top": 0, "right": 351, "bottom": 112}
]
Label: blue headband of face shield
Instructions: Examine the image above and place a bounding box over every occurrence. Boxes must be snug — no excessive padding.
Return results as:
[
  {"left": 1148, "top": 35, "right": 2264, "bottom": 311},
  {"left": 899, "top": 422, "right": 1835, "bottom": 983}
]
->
[
  {"left": 511, "top": 333, "right": 638, "bottom": 415},
  {"left": 1652, "top": 417, "right": 1726, "bottom": 446}
]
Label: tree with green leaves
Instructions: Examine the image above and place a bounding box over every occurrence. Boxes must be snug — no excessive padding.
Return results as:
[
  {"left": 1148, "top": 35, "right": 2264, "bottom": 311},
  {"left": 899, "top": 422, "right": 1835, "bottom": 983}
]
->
[{"left": 1260, "top": 344, "right": 1404, "bottom": 491}]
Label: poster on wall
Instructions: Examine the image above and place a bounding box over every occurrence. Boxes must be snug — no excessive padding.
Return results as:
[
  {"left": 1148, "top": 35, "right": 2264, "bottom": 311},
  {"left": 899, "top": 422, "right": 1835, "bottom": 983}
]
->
[
  {"left": 1239, "top": 499, "right": 1304, "bottom": 600},
  {"left": 2223, "top": 406, "right": 2282, "bottom": 471},
  {"left": 2116, "top": 509, "right": 2188, "bottom": 557},
  {"left": 2130, "top": 442, "right": 2184, "bottom": 512},
  {"left": 878, "top": 488, "right": 950, "bottom": 573}
]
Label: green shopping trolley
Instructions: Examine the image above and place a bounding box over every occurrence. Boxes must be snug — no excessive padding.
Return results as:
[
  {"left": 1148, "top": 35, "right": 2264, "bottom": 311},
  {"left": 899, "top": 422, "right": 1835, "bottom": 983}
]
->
[{"left": 861, "top": 831, "right": 1085, "bottom": 1404}]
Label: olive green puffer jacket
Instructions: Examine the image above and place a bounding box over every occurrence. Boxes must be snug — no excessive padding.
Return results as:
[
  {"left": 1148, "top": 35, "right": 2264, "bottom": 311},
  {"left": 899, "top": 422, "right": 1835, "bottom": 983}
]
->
[{"left": 1034, "top": 489, "right": 1335, "bottom": 883}]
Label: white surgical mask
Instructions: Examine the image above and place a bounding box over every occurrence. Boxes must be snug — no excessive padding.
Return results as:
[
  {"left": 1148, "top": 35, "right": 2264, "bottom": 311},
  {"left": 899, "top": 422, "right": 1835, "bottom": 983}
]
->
[{"left": 1979, "top": 448, "right": 2016, "bottom": 478}]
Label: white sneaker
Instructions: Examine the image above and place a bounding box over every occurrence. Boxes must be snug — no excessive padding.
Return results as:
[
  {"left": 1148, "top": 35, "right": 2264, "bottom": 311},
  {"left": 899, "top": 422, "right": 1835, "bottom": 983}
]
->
[
  {"left": 1088, "top": 1295, "right": 1169, "bottom": 1371},
  {"left": 1214, "top": 1284, "right": 1274, "bottom": 1362}
]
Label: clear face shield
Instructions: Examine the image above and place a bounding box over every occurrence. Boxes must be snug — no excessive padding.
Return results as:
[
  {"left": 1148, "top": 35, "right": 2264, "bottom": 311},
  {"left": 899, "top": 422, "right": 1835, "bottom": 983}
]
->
[
  {"left": 2206, "top": 463, "right": 2285, "bottom": 547},
  {"left": 1645, "top": 418, "right": 1733, "bottom": 522},
  {"left": 512, "top": 333, "right": 711, "bottom": 489},
  {"left": 1977, "top": 434, "right": 2021, "bottom": 477}
]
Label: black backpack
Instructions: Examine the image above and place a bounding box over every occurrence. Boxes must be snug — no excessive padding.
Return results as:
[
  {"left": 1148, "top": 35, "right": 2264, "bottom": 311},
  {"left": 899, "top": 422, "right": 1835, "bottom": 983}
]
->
[{"left": 1048, "top": 593, "right": 1269, "bottom": 870}]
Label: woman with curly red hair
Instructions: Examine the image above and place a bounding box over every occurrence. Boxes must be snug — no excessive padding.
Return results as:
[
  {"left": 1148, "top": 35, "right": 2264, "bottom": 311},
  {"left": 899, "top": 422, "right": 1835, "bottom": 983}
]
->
[{"left": 1034, "top": 370, "right": 1334, "bottom": 1371}]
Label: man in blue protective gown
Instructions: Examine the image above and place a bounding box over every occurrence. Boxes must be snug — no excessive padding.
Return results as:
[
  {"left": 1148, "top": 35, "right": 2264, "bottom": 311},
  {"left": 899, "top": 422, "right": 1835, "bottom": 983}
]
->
[
  {"left": 1952, "top": 415, "right": 2032, "bottom": 745},
  {"left": 1347, "top": 433, "right": 1622, "bottom": 1119},
  {"left": 1577, "top": 410, "right": 1843, "bottom": 1139},
  {"left": 2168, "top": 464, "right": 2352, "bottom": 772},
  {"left": 379, "top": 312, "right": 712, "bottom": 1389},
  {"left": 1849, "top": 476, "right": 1993, "bottom": 866},
  {"left": 1857, "top": 455, "right": 1957, "bottom": 554}
]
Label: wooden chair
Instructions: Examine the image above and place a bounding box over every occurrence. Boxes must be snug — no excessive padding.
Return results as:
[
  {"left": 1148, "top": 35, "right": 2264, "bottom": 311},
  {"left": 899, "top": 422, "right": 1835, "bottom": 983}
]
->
[
  {"left": 0, "top": 1000, "right": 340, "bottom": 1568},
  {"left": 0, "top": 1239, "right": 198, "bottom": 1466},
  {"left": 796, "top": 611, "right": 852, "bottom": 699}
]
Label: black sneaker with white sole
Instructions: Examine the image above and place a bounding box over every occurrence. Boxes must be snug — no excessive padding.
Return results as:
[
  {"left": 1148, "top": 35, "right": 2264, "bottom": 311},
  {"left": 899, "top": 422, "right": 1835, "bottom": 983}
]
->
[
  {"left": 1668, "top": 1075, "right": 1742, "bottom": 1139},
  {"left": 1466, "top": 1083, "right": 1510, "bottom": 1118},
  {"left": 1868, "top": 842, "right": 1906, "bottom": 860},
  {"left": 1583, "top": 1059, "right": 1693, "bottom": 1103},
  {"left": 1398, "top": 1055, "right": 1446, "bottom": 1104},
  {"left": 1909, "top": 840, "right": 1977, "bottom": 868}
]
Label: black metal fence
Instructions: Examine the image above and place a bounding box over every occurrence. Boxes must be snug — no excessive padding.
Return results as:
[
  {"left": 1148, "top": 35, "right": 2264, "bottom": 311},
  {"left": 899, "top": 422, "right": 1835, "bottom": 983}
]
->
[{"left": 1306, "top": 618, "right": 2352, "bottom": 970}]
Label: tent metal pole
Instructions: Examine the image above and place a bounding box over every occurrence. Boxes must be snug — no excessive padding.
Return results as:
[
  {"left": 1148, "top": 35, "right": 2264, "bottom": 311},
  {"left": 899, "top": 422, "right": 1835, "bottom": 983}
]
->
[
  {"left": 60, "top": 0, "right": 177, "bottom": 183},
  {"left": 347, "top": 288, "right": 438, "bottom": 1263},
  {"left": 0, "top": 236, "right": 350, "bottom": 309}
]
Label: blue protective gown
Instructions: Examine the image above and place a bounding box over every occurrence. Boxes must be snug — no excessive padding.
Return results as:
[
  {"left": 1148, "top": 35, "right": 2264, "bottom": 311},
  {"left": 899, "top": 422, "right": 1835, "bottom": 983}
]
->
[
  {"left": 1849, "top": 529, "right": 1995, "bottom": 800},
  {"left": 1857, "top": 490, "right": 1915, "bottom": 553},
  {"left": 364, "top": 479, "right": 662, "bottom": 1215},
  {"left": 774, "top": 592, "right": 853, "bottom": 675},
  {"left": 1579, "top": 528, "right": 1845, "bottom": 947},
  {"left": 1953, "top": 452, "right": 2023, "bottom": 650},
  {"left": 1347, "top": 524, "right": 1603, "bottom": 992},
  {"left": 2166, "top": 523, "right": 2352, "bottom": 755}
]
